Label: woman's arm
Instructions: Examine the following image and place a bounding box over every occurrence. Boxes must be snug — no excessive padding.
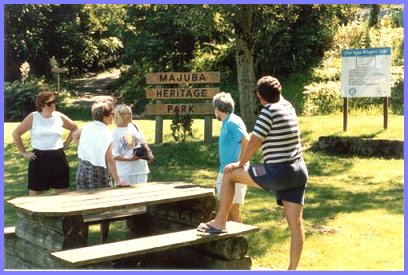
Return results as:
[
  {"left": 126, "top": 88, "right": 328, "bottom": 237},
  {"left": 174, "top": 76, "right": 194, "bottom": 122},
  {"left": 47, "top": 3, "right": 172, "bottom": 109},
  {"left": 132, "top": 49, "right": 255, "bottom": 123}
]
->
[
  {"left": 12, "top": 113, "right": 36, "bottom": 160},
  {"left": 60, "top": 113, "right": 78, "bottom": 148},
  {"left": 113, "top": 155, "right": 140, "bottom": 161},
  {"left": 105, "top": 144, "right": 129, "bottom": 186},
  {"left": 72, "top": 128, "right": 82, "bottom": 145}
]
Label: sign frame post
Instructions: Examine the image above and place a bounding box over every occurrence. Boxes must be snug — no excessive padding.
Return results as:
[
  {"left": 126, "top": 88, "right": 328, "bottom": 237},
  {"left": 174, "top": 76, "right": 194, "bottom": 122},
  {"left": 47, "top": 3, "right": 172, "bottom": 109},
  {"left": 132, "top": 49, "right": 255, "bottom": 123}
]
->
[
  {"left": 340, "top": 47, "right": 391, "bottom": 131},
  {"left": 343, "top": 97, "right": 348, "bottom": 132},
  {"left": 383, "top": 97, "right": 388, "bottom": 129}
]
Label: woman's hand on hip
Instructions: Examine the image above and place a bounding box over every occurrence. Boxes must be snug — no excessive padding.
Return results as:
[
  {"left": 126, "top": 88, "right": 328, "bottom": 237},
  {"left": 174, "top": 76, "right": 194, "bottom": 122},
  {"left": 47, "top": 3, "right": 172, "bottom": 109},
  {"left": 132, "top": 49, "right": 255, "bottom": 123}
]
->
[{"left": 22, "top": 152, "right": 36, "bottom": 161}]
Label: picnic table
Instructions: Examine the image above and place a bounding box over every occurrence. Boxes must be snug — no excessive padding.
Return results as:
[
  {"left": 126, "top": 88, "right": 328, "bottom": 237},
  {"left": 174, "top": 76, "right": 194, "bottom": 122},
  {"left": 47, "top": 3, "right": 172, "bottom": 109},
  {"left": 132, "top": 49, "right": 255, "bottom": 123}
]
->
[{"left": 5, "top": 181, "right": 259, "bottom": 269}]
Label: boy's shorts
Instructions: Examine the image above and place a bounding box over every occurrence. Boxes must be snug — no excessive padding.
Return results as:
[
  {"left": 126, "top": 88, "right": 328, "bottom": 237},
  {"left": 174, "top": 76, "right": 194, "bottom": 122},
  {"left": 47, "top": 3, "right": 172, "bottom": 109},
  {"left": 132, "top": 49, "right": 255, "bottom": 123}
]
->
[{"left": 216, "top": 172, "right": 247, "bottom": 204}]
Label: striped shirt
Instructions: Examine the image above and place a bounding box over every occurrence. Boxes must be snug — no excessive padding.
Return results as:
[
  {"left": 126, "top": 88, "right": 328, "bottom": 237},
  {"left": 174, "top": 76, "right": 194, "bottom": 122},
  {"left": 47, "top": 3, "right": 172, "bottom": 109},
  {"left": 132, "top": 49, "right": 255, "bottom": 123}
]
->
[{"left": 253, "top": 97, "right": 303, "bottom": 164}]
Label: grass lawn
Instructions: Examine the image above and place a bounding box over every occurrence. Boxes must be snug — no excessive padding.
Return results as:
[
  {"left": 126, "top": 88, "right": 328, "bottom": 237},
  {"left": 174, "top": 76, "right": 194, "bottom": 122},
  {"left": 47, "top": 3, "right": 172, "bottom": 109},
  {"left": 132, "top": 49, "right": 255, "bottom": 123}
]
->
[{"left": 3, "top": 114, "right": 404, "bottom": 270}]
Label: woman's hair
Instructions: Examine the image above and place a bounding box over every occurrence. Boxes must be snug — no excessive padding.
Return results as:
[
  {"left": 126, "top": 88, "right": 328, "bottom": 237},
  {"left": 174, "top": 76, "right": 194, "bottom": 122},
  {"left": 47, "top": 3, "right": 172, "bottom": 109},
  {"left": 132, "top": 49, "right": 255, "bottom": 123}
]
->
[
  {"left": 91, "top": 101, "right": 113, "bottom": 122},
  {"left": 35, "top": 91, "right": 55, "bottom": 112},
  {"left": 212, "top": 92, "right": 235, "bottom": 113},
  {"left": 256, "top": 76, "right": 282, "bottom": 103},
  {"left": 113, "top": 104, "right": 132, "bottom": 125}
]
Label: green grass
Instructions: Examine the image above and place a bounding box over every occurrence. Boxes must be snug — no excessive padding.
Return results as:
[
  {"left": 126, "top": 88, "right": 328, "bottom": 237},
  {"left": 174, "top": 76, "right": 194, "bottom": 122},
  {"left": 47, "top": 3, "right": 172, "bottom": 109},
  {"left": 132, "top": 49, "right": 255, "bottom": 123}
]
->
[{"left": 3, "top": 114, "right": 404, "bottom": 270}]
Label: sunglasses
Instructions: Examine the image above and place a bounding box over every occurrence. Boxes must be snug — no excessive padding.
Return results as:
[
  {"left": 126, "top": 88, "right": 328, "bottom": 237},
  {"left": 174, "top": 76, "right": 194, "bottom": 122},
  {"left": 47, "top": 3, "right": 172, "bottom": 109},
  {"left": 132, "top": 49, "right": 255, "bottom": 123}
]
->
[{"left": 45, "top": 100, "right": 56, "bottom": 107}]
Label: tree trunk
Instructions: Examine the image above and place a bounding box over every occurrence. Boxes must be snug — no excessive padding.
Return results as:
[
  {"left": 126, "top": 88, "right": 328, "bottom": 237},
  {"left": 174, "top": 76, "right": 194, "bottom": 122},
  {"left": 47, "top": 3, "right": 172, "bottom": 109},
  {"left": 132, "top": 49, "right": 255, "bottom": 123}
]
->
[{"left": 234, "top": 4, "right": 258, "bottom": 131}]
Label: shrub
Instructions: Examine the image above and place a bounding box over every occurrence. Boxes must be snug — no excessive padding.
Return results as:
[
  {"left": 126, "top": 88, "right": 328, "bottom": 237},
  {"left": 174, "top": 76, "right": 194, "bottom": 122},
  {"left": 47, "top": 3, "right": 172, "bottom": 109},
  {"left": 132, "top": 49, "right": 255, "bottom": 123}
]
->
[
  {"left": 111, "top": 62, "right": 148, "bottom": 114},
  {"left": 170, "top": 113, "right": 194, "bottom": 142},
  {"left": 303, "top": 81, "right": 343, "bottom": 115},
  {"left": 4, "top": 80, "right": 40, "bottom": 121},
  {"left": 390, "top": 76, "right": 404, "bottom": 115},
  {"left": 303, "top": 14, "right": 404, "bottom": 115}
]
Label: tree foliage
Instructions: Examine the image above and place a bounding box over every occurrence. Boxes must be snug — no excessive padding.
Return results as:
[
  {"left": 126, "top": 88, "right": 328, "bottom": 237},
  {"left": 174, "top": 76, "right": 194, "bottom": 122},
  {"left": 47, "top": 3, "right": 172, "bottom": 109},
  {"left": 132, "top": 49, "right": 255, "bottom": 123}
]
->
[
  {"left": 4, "top": 4, "right": 126, "bottom": 80},
  {"left": 4, "top": 4, "right": 404, "bottom": 120}
]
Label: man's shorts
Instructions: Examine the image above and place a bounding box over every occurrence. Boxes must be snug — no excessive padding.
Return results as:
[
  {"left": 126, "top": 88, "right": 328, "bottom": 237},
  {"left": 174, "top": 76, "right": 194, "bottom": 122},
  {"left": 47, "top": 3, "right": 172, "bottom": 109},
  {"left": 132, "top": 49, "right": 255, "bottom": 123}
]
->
[
  {"left": 216, "top": 172, "right": 247, "bottom": 204},
  {"left": 248, "top": 158, "right": 308, "bottom": 206}
]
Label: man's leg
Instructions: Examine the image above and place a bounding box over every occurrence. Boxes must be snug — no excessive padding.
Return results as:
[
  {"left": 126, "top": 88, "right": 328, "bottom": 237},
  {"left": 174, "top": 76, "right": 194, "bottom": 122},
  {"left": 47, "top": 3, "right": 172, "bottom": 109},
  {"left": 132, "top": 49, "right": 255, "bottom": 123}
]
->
[
  {"left": 282, "top": 200, "right": 304, "bottom": 270},
  {"left": 206, "top": 168, "right": 259, "bottom": 230},
  {"left": 228, "top": 203, "right": 241, "bottom": 222}
]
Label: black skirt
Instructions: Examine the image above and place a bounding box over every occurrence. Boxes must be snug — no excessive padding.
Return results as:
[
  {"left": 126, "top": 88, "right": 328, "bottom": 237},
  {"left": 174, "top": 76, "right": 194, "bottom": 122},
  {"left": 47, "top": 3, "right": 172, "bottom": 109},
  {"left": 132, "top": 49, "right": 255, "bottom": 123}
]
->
[{"left": 28, "top": 148, "right": 70, "bottom": 191}]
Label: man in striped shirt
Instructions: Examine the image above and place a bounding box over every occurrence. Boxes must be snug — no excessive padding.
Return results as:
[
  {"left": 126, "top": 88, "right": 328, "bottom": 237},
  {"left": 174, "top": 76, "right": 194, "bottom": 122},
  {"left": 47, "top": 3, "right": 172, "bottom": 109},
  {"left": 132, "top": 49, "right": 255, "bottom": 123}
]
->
[{"left": 197, "top": 76, "right": 308, "bottom": 270}]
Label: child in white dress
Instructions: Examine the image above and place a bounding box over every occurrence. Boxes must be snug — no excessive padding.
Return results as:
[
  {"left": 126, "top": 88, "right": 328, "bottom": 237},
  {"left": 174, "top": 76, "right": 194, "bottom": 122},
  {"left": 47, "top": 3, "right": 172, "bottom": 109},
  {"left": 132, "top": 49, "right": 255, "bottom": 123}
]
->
[{"left": 112, "top": 104, "right": 153, "bottom": 184}]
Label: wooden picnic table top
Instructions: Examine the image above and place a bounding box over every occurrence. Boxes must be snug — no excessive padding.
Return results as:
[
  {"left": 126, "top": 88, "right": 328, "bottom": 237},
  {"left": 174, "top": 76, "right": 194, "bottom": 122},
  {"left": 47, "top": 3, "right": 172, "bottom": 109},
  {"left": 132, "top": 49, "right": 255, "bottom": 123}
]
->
[{"left": 7, "top": 181, "right": 214, "bottom": 217}]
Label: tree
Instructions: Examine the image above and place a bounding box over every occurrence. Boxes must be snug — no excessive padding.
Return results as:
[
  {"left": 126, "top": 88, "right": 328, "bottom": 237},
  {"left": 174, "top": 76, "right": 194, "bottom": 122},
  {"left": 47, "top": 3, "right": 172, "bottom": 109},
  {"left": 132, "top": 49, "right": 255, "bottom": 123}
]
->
[
  {"left": 232, "top": 5, "right": 257, "bottom": 130},
  {"left": 4, "top": 4, "right": 126, "bottom": 80},
  {"left": 369, "top": 4, "right": 381, "bottom": 27}
]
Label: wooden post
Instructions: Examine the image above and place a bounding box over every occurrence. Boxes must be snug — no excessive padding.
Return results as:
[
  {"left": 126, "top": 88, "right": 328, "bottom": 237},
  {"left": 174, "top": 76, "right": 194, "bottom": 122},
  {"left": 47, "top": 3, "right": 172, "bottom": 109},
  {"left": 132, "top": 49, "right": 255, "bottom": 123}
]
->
[
  {"left": 51, "top": 67, "right": 67, "bottom": 93},
  {"left": 383, "top": 97, "right": 388, "bottom": 129},
  {"left": 155, "top": 99, "right": 163, "bottom": 144},
  {"left": 343, "top": 97, "right": 348, "bottom": 132},
  {"left": 204, "top": 102, "right": 213, "bottom": 144},
  {"left": 57, "top": 73, "right": 60, "bottom": 93}
]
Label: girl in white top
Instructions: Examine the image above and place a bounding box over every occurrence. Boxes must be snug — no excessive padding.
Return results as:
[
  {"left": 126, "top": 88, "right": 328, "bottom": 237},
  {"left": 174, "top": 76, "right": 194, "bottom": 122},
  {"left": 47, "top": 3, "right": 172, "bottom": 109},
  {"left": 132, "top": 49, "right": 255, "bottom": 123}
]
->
[
  {"left": 112, "top": 104, "right": 152, "bottom": 184},
  {"left": 12, "top": 91, "right": 78, "bottom": 196}
]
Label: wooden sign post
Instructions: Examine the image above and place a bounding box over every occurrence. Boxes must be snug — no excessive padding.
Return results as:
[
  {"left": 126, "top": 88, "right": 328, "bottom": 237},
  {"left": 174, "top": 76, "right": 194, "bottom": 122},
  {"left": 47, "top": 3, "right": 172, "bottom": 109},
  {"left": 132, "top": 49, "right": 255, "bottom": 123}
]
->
[
  {"left": 51, "top": 67, "right": 67, "bottom": 93},
  {"left": 146, "top": 72, "right": 220, "bottom": 144}
]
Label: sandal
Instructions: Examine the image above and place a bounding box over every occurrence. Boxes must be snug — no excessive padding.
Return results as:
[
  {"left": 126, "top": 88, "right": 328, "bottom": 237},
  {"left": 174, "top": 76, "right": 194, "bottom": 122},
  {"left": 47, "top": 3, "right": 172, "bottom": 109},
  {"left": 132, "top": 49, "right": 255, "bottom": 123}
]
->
[{"left": 196, "top": 223, "right": 227, "bottom": 235}]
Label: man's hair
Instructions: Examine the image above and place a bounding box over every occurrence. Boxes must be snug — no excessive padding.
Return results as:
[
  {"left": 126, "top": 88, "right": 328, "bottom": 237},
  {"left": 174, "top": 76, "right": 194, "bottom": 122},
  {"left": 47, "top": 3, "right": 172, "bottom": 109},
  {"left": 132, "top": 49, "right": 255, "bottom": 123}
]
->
[
  {"left": 35, "top": 91, "right": 55, "bottom": 112},
  {"left": 113, "top": 104, "right": 132, "bottom": 125},
  {"left": 256, "top": 76, "right": 282, "bottom": 103},
  {"left": 91, "top": 101, "right": 113, "bottom": 122},
  {"left": 212, "top": 92, "right": 235, "bottom": 113}
]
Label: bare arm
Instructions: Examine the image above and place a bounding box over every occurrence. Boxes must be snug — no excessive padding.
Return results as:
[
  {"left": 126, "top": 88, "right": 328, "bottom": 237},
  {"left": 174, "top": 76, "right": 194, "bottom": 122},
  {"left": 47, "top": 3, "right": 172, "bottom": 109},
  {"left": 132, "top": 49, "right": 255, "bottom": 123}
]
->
[
  {"left": 72, "top": 128, "right": 82, "bottom": 145},
  {"left": 113, "top": 155, "right": 140, "bottom": 161},
  {"left": 224, "top": 134, "right": 263, "bottom": 174},
  {"left": 12, "top": 113, "right": 35, "bottom": 160},
  {"left": 60, "top": 113, "right": 78, "bottom": 148},
  {"left": 141, "top": 143, "right": 155, "bottom": 163},
  {"left": 105, "top": 144, "right": 129, "bottom": 186},
  {"left": 240, "top": 134, "right": 250, "bottom": 162}
]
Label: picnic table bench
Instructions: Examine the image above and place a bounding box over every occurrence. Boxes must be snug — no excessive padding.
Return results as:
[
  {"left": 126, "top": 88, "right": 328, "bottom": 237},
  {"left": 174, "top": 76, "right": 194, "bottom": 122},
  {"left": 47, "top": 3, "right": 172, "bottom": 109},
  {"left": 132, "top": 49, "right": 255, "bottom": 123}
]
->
[{"left": 5, "top": 181, "right": 259, "bottom": 269}]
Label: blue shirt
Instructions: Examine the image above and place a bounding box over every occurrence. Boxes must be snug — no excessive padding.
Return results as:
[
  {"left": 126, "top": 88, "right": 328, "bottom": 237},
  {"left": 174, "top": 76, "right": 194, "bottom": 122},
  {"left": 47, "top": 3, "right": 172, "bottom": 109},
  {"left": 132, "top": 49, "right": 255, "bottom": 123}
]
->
[{"left": 219, "top": 113, "right": 247, "bottom": 172}]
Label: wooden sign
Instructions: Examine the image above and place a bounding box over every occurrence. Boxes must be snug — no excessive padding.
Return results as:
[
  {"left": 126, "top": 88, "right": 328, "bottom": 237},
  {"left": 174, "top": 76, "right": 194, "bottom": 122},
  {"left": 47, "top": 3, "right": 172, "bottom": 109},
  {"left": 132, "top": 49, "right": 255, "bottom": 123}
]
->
[
  {"left": 51, "top": 67, "right": 67, "bottom": 73},
  {"left": 146, "top": 72, "right": 220, "bottom": 84},
  {"left": 146, "top": 88, "right": 219, "bottom": 99},
  {"left": 146, "top": 104, "right": 213, "bottom": 116}
]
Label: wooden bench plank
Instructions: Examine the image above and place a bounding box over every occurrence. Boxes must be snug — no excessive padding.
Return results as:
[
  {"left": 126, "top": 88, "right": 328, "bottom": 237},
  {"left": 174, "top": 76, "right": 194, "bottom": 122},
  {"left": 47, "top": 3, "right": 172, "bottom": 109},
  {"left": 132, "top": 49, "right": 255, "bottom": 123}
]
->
[
  {"left": 51, "top": 221, "right": 259, "bottom": 267},
  {"left": 83, "top": 206, "right": 147, "bottom": 225},
  {"left": 4, "top": 226, "right": 16, "bottom": 237}
]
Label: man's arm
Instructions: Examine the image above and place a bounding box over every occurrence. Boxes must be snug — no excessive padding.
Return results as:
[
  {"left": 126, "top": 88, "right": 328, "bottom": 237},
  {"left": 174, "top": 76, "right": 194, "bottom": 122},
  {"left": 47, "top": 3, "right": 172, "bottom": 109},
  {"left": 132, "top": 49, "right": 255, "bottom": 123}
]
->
[{"left": 224, "top": 133, "right": 262, "bottom": 174}]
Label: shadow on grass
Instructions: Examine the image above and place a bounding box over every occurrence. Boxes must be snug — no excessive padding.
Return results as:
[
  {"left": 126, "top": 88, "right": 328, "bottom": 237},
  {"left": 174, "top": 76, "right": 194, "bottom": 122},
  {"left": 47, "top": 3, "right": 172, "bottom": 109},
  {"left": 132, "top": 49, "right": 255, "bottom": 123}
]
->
[{"left": 3, "top": 135, "right": 403, "bottom": 261}]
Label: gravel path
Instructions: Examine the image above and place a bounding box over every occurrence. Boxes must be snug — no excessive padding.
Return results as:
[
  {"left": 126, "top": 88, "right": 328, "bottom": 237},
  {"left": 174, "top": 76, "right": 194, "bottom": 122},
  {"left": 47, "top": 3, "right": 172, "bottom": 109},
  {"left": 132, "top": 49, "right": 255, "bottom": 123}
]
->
[{"left": 67, "top": 68, "right": 121, "bottom": 106}]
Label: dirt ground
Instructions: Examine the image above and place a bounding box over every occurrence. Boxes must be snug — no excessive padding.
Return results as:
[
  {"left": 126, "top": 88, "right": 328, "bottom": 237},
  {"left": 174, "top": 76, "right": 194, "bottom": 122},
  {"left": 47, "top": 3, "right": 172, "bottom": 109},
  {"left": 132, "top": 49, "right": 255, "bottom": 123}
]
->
[{"left": 66, "top": 68, "right": 121, "bottom": 106}]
